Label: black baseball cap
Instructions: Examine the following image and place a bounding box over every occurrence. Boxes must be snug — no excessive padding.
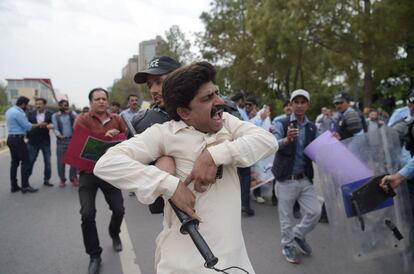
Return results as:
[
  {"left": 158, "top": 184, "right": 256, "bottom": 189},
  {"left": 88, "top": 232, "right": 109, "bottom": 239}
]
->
[
  {"left": 333, "top": 92, "right": 349, "bottom": 104},
  {"left": 134, "top": 56, "right": 181, "bottom": 84}
]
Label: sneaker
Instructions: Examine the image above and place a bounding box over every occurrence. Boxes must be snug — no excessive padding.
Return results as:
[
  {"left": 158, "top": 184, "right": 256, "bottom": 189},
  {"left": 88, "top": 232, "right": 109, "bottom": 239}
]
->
[
  {"left": 129, "top": 192, "right": 136, "bottom": 197},
  {"left": 282, "top": 245, "right": 300, "bottom": 264},
  {"left": 294, "top": 237, "right": 312, "bottom": 255},
  {"left": 70, "top": 178, "right": 80, "bottom": 187},
  {"left": 59, "top": 181, "right": 66, "bottom": 188},
  {"left": 255, "top": 196, "right": 266, "bottom": 204}
]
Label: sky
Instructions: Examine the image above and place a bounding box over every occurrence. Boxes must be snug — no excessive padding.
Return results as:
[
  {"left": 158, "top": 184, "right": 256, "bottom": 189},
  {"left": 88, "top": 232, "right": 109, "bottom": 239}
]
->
[{"left": 0, "top": 0, "right": 212, "bottom": 107}]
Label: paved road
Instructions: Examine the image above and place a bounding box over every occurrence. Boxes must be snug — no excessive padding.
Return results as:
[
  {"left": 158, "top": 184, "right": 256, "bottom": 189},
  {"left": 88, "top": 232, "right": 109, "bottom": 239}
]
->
[{"left": 0, "top": 138, "right": 405, "bottom": 274}]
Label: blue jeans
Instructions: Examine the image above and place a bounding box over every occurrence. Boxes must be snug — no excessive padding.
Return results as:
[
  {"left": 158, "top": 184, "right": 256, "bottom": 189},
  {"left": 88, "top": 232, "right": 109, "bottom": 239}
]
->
[{"left": 27, "top": 142, "right": 51, "bottom": 182}]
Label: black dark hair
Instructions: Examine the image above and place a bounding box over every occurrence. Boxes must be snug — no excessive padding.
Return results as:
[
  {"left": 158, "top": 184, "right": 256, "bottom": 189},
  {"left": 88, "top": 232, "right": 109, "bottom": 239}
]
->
[
  {"left": 127, "top": 94, "right": 138, "bottom": 100},
  {"left": 58, "top": 99, "right": 69, "bottom": 106},
  {"left": 283, "top": 100, "right": 290, "bottom": 108},
  {"left": 162, "top": 61, "right": 216, "bottom": 121},
  {"left": 16, "top": 96, "right": 30, "bottom": 106},
  {"left": 88, "top": 88, "right": 109, "bottom": 102},
  {"left": 230, "top": 91, "right": 245, "bottom": 102},
  {"left": 245, "top": 96, "right": 258, "bottom": 107},
  {"left": 35, "top": 97, "right": 47, "bottom": 104},
  {"left": 111, "top": 101, "right": 121, "bottom": 107}
]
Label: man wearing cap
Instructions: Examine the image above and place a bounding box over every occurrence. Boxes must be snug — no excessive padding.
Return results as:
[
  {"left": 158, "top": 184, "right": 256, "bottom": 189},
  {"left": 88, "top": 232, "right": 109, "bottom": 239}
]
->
[
  {"left": 333, "top": 92, "right": 365, "bottom": 140},
  {"left": 124, "top": 56, "right": 181, "bottom": 200},
  {"left": 272, "top": 89, "right": 321, "bottom": 264},
  {"left": 130, "top": 56, "right": 181, "bottom": 130}
]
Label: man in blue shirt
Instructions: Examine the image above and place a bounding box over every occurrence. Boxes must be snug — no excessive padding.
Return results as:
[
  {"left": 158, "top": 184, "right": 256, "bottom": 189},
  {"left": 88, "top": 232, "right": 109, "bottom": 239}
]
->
[
  {"left": 52, "top": 99, "right": 78, "bottom": 187},
  {"left": 230, "top": 91, "right": 255, "bottom": 216},
  {"left": 120, "top": 94, "right": 140, "bottom": 122},
  {"left": 272, "top": 89, "right": 321, "bottom": 264},
  {"left": 6, "top": 96, "right": 46, "bottom": 193}
]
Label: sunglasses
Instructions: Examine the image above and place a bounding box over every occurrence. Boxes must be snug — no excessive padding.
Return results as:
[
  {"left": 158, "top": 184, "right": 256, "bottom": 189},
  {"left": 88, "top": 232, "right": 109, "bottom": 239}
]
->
[{"left": 334, "top": 101, "right": 344, "bottom": 105}]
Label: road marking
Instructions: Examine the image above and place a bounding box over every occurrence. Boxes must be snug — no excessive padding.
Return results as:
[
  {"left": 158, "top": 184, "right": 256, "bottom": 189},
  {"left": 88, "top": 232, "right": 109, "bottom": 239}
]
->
[{"left": 119, "top": 220, "right": 142, "bottom": 274}]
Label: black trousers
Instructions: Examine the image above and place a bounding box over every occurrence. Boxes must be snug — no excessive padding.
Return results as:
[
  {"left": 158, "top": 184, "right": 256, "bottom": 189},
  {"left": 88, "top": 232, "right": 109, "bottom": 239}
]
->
[
  {"left": 7, "top": 135, "right": 31, "bottom": 189},
  {"left": 78, "top": 173, "right": 124, "bottom": 258},
  {"left": 238, "top": 167, "right": 251, "bottom": 209}
]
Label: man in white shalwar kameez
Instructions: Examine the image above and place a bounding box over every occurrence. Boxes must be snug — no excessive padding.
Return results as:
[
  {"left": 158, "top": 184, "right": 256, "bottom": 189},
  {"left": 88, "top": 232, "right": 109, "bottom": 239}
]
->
[{"left": 94, "top": 61, "right": 277, "bottom": 273}]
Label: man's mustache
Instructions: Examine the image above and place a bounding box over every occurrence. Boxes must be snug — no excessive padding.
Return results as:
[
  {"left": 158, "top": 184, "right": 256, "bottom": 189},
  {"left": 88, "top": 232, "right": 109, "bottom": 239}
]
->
[{"left": 210, "top": 104, "right": 224, "bottom": 118}]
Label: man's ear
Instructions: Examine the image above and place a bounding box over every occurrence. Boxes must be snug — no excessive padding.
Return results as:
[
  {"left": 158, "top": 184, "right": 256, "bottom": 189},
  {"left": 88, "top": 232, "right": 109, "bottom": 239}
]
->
[{"left": 177, "top": 107, "right": 191, "bottom": 121}]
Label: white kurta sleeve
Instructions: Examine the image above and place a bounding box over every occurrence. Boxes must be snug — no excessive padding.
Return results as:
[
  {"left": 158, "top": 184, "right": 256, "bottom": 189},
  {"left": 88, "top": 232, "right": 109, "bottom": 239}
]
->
[
  {"left": 207, "top": 112, "right": 278, "bottom": 167},
  {"left": 94, "top": 124, "right": 180, "bottom": 204}
]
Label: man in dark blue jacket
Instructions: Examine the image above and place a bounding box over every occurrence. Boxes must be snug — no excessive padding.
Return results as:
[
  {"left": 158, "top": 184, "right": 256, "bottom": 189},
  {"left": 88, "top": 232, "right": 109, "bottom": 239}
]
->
[{"left": 27, "top": 98, "right": 54, "bottom": 186}]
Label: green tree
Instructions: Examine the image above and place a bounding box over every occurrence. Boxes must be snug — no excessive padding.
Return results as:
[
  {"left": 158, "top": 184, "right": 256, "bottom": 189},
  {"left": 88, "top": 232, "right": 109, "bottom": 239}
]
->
[
  {"left": 0, "top": 82, "right": 7, "bottom": 106},
  {"left": 109, "top": 76, "right": 143, "bottom": 108},
  {"left": 156, "top": 25, "right": 195, "bottom": 65},
  {"left": 198, "top": 0, "right": 270, "bottom": 101}
]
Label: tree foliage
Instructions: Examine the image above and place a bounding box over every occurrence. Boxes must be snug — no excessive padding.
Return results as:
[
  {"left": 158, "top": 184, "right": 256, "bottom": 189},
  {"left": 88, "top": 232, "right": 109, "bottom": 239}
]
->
[
  {"left": 0, "top": 82, "right": 7, "bottom": 106},
  {"left": 109, "top": 76, "right": 143, "bottom": 108},
  {"left": 156, "top": 25, "right": 195, "bottom": 65},
  {"left": 198, "top": 0, "right": 414, "bottom": 114}
]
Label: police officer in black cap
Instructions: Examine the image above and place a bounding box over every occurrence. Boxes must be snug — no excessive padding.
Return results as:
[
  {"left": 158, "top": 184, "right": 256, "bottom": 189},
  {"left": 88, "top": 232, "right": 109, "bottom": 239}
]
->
[
  {"left": 123, "top": 56, "right": 181, "bottom": 205},
  {"left": 333, "top": 92, "right": 365, "bottom": 140}
]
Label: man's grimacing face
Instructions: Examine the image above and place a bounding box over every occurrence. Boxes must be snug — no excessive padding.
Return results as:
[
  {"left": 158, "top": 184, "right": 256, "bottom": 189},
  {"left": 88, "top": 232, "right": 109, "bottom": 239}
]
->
[{"left": 179, "top": 81, "right": 225, "bottom": 134}]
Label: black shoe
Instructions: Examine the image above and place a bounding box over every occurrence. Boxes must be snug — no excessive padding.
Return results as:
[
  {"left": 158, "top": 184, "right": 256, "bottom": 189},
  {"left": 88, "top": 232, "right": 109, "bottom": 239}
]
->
[
  {"left": 129, "top": 192, "right": 136, "bottom": 197},
  {"left": 242, "top": 207, "right": 255, "bottom": 216},
  {"left": 88, "top": 257, "right": 101, "bottom": 274},
  {"left": 21, "top": 186, "right": 38, "bottom": 193},
  {"left": 11, "top": 186, "right": 21, "bottom": 193},
  {"left": 112, "top": 235, "right": 122, "bottom": 252},
  {"left": 43, "top": 181, "right": 54, "bottom": 187}
]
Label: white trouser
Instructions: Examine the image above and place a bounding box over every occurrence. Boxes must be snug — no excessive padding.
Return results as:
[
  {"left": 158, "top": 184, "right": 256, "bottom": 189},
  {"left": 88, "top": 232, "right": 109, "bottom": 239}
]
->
[{"left": 276, "top": 177, "right": 321, "bottom": 247}]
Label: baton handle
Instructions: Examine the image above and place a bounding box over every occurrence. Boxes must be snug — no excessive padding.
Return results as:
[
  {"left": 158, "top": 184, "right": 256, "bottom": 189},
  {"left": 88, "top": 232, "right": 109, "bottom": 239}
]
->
[{"left": 169, "top": 201, "right": 219, "bottom": 268}]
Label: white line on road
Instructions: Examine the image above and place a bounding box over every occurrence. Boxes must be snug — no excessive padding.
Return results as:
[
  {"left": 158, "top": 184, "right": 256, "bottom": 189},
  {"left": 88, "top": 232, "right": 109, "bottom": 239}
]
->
[{"left": 119, "top": 220, "right": 142, "bottom": 274}]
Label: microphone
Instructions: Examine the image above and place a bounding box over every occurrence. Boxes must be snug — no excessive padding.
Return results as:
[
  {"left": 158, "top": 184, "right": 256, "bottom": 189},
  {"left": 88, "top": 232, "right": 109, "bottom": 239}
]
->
[{"left": 169, "top": 201, "right": 219, "bottom": 268}]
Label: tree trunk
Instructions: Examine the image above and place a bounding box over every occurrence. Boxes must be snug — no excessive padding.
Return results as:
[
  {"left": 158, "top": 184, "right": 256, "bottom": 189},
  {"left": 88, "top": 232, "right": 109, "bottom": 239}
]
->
[{"left": 363, "top": 67, "right": 373, "bottom": 107}]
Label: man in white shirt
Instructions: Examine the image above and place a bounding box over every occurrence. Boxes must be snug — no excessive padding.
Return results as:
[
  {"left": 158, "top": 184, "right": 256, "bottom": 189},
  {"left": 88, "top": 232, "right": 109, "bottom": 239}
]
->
[{"left": 94, "top": 61, "right": 277, "bottom": 273}]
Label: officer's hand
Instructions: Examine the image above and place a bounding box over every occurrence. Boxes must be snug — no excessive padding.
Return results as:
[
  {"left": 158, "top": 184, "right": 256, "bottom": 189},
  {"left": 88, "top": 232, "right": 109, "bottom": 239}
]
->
[
  {"left": 170, "top": 181, "right": 200, "bottom": 221},
  {"left": 380, "top": 173, "right": 405, "bottom": 192},
  {"left": 105, "top": 129, "right": 120, "bottom": 138},
  {"left": 185, "top": 149, "right": 218, "bottom": 193}
]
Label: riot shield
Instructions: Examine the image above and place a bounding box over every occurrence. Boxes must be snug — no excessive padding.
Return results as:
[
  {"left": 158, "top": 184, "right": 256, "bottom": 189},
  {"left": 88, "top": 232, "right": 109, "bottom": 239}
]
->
[{"left": 306, "top": 127, "right": 414, "bottom": 274}]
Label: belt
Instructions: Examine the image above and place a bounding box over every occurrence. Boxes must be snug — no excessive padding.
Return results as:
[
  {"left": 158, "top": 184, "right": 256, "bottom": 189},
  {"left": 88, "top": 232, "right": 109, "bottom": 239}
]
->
[
  {"left": 289, "top": 173, "right": 306, "bottom": 180},
  {"left": 8, "top": 134, "right": 25, "bottom": 138}
]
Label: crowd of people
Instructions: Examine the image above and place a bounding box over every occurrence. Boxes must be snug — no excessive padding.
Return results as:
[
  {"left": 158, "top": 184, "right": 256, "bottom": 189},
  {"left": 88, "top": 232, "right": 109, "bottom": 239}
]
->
[{"left": 5, "top": 56, "right": 414, "bottom": 274}]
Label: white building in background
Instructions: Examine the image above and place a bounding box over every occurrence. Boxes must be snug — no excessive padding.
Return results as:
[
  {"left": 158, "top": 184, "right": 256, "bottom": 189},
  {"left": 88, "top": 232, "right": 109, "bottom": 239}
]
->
[
  {"left": 122, "top": 55, "right": 139, "bottom": 79},
  {"left": 138, "top": 36, "right": 163, "bottom": 71},
  {"left": 5, "top": 78, "right": 58, "bottom": 106}
]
